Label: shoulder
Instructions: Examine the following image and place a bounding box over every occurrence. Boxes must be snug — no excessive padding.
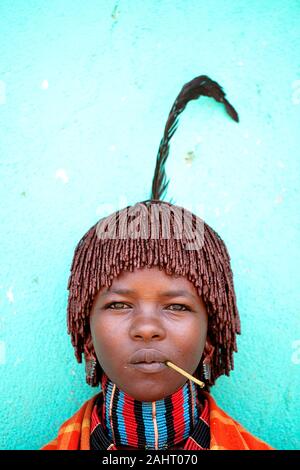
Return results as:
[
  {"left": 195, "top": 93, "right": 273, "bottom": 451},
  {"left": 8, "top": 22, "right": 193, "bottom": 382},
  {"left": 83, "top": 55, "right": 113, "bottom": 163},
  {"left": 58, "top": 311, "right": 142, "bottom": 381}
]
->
[
  {"left": 202, "top": 392, "right": 274, "bottom": 450},
  {"left": 40, "top": 393, "right": 101, "bottom": 450}
]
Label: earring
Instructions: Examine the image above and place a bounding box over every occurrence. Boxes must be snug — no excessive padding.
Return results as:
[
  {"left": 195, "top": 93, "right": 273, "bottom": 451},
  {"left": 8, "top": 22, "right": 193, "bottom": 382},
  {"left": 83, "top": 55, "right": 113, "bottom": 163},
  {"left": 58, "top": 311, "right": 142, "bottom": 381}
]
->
[
  {"left": 202, "top": 361, "right": 211, "bottom": 382},
  {"left": 86, "top": 357, "right": 97, "bottom": 385}
]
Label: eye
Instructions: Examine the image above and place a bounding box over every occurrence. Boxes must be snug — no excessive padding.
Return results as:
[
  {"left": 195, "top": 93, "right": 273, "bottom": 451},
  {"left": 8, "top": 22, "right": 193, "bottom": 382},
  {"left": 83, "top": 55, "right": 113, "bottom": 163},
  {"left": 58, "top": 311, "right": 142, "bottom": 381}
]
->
[
  {"left": 105, "top": 302, "right": 130, "bottom": 309},
  {"left": 167, "top": 304, "right": 190, "bottom": 311}
]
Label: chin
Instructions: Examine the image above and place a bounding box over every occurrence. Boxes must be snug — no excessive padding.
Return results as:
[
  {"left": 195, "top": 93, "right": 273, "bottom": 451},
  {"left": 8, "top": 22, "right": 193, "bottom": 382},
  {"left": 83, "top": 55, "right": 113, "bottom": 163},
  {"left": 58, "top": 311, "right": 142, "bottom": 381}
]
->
[
  {"left": 121, "top": 383, "right": 178, "bottom": 402},
  {"left": 131, "top": 392, "right": 166, "bottom": 402}
]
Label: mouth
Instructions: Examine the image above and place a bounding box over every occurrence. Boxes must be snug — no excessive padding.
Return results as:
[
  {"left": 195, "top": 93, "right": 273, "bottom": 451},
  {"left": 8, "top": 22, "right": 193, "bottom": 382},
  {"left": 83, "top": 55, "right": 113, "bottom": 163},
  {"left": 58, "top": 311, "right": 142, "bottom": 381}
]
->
[
  {"left": 128, "top": 348, "right": 168, "bottom": 374},
  {"left": 129, "top": 362, "right": 166, "bottom": 373}
]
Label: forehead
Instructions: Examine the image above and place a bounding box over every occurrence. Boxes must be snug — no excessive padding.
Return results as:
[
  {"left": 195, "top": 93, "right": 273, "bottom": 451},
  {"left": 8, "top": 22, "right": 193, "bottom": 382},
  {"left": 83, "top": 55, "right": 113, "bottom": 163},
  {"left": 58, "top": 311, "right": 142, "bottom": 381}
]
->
[{"left": 97, "top": 266, "right": 201, "bottom": 301}]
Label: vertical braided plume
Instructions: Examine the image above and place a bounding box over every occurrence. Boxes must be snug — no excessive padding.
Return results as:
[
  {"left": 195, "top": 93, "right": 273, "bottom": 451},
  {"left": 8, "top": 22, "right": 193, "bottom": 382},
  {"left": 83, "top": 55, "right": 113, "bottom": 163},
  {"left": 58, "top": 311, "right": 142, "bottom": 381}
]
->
[{"left": 151, "top": 75, "right": 239, "bottom": 201}]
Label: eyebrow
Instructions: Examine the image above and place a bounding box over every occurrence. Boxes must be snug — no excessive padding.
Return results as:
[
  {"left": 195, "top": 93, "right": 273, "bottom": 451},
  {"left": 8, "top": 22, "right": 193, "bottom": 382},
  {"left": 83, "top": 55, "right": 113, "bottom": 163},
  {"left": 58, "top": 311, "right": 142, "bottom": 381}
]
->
[{"left": 100, "top": 288, "right": 197, "bottom": 301}]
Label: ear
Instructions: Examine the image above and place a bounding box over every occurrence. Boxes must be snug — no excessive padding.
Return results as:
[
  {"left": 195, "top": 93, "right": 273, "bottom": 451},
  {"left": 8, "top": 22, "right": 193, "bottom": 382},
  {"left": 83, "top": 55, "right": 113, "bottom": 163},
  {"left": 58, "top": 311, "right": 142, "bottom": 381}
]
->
[
  {"left": 83, "top": 332, "right": 96, "bottom": 361},
  {"left": 203, "top": 335, "right": 215, "bottom": 365}
]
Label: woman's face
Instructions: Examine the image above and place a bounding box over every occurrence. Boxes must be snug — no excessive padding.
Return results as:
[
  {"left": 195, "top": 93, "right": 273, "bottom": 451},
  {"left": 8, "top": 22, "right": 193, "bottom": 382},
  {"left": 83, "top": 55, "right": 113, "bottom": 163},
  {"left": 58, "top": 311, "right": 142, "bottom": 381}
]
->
[{"left": 89, "top": 266, "right": 208, "bottom": 402}]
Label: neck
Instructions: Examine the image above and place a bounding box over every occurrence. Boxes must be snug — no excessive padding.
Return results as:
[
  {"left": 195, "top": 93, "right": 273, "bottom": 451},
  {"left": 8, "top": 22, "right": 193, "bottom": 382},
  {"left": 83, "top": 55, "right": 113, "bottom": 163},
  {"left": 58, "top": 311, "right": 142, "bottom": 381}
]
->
[{"left": 101, "top": 373, "right": 200, "bottom": 450}]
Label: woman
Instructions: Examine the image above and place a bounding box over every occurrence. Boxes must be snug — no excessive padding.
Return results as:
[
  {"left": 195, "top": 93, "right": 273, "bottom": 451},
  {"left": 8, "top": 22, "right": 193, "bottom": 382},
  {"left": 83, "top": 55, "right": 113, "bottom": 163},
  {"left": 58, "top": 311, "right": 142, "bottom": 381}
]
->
[{"left": 41, "top": 75, "right": 273, "bottom": 450}]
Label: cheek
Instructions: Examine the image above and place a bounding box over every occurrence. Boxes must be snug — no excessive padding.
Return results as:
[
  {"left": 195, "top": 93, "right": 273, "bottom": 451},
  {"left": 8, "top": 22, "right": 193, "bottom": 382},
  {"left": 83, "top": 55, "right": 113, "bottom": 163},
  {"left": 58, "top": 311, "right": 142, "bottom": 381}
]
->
[
  {"left": 90, "top": 314, "right": 128, "bottom": 373},
  {"left": 174, "top": 318, "right": 207, "bottom": 367}
]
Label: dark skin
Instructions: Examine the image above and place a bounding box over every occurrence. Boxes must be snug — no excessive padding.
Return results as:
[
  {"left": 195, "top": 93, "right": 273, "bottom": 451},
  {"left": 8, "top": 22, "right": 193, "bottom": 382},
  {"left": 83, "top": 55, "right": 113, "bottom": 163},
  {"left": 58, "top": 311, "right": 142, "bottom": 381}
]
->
[{"left": 89, "top": 266, "right": 214, "bottom": 402}]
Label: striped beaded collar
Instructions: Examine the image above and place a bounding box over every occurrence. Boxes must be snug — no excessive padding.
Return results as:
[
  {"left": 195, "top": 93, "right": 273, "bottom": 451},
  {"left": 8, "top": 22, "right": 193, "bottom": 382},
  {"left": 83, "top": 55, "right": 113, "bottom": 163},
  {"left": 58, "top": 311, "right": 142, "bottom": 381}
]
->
[{"left": 90, "top": 373, "right": 210, "bottom": 450}]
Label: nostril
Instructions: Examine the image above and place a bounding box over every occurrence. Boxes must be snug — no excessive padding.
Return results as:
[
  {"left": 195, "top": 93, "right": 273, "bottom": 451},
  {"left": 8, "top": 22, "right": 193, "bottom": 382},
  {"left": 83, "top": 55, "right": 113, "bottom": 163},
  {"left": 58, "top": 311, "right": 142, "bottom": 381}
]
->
[{"left": 130, "top": 323, "right": 166, "bottom": 341}]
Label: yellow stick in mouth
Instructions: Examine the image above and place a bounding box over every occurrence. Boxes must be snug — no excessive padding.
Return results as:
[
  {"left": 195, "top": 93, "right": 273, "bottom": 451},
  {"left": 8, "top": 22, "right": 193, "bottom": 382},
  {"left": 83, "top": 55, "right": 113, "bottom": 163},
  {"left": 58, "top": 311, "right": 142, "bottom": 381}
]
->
[{"left": 165, "top": 361, "right": 205, "bottom": 388}]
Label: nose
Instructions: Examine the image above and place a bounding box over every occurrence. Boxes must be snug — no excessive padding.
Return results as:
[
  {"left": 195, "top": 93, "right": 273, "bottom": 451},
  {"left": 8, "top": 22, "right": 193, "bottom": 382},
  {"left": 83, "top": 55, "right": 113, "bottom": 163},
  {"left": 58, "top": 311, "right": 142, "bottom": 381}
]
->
[{"left": 129, "top": 308, "right": 166, "bottom": 341}]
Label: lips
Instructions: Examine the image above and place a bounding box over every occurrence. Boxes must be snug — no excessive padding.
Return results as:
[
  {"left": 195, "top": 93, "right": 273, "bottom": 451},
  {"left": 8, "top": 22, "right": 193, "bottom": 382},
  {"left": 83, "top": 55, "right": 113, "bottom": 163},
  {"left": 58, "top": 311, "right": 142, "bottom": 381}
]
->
[
  {"left": 129, "top": 348, "right": 168, "bottom": 365},
  {"left": 128, "top": 349, "right": 169, "bottom": 374}
]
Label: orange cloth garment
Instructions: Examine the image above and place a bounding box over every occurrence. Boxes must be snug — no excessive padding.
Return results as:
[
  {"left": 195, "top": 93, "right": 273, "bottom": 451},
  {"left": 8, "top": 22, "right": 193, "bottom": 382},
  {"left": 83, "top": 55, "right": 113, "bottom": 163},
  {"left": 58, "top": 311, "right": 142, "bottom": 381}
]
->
[{"left": 41, "top": 391, "right": 274, "bottom": 450}]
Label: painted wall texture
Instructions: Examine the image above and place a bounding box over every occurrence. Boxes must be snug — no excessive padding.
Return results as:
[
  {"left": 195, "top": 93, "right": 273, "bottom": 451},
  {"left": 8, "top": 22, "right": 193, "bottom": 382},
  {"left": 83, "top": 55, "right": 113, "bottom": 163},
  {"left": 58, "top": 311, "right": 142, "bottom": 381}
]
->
[{"left": 0, "top": 0, "right": 299, "bottom": 451}]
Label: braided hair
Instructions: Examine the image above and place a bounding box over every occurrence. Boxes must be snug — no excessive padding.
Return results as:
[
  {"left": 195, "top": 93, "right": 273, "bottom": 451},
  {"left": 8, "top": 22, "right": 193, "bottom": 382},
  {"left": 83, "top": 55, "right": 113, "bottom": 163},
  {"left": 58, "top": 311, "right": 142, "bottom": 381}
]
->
[{"left": 67, "top": 75, "right": 241, "bottom": 388}]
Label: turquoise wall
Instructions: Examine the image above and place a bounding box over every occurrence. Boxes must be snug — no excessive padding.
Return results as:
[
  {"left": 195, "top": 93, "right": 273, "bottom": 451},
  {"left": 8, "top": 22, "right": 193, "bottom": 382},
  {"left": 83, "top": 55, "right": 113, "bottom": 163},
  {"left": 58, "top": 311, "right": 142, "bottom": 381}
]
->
[{"left": 0, "top": 0, "right": 299, "bottom": 450}]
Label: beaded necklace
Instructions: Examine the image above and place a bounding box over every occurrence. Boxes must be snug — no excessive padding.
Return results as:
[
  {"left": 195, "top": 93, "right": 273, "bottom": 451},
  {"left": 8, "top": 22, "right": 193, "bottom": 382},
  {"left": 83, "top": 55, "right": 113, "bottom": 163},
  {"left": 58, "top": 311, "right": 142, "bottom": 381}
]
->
[{"left": 100, "top": 373, "right": 200, "bottom": 450}]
